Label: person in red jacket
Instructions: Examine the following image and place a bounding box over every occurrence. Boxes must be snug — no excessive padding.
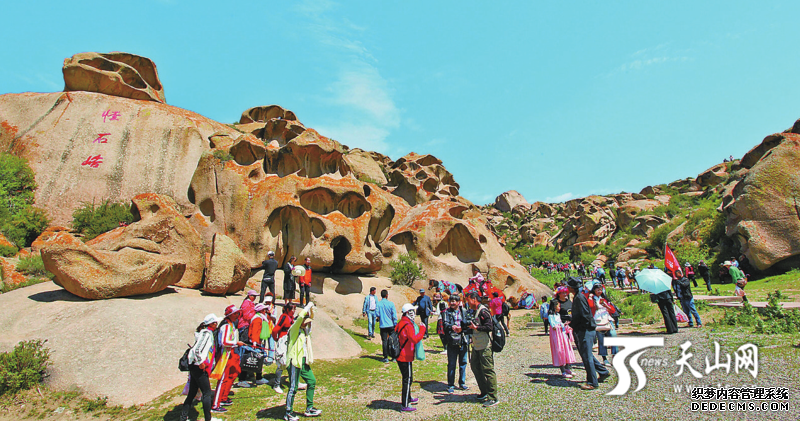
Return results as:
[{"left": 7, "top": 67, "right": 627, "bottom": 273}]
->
[
  {"left": 298, "top": 258, "right": 312, "bottom": 306},
  {"left": 395, "top": 303, "right": 426, "bottom": 412}
]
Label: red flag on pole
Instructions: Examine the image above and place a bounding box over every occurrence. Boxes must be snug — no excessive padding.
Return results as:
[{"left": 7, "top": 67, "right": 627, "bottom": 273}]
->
[{"left": 664, "top": 244, "right": 680, "bottom": 276}]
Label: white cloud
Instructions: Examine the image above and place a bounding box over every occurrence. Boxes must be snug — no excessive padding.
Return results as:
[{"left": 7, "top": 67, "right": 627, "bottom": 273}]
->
[
  {"left": 545, "top": 192, "right": 575, "bottom": 203},
  {"left": 294, "top": 0, "right": 400, "bottom": 155},
  {"left": 603, "top": 42, "right": 693, "bottom": 77}
]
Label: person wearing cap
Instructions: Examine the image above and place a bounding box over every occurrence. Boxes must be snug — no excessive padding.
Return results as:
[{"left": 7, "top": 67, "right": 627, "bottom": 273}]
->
[
  {"left": 565, "top": 277, "right": 610, "bottom": 390},
  {"left": 283, "top": 256, "right": 297, "bottom": 304},
  {"left": 298, "top": 257, "right": 312, "bottom": 306},
  {"left": 362, "top": 287, "right": 378, "bottom": 339},
  {"left": 252, "top": 251, "right": 279, "bottom": 303},
  {"left": 684, "top": 262, "right": 697, "bottom": 288},
  {"left": 181, "top": 314, "right": 221, "bottom": 421},
  {"left": 376, "top": 289, "right": 398, "bottom": 363},
  {"left": 464, "top": 291, "right": 498, "bottom": 407},
  {"left": 395, "top": 302, "right": 427, "bottom": 412},
  {"left": 234, "top": 290, "right": 260, "bottom": 388},
  {"left": 413, "top": 289, "right": 433, "bottom": 339},
  {"left": 284, "top": 302, "right": 321, "bottom": 421},
  {"left": 697, "top": 260, "right": 711, "bottom": 291},
  {"left": 248, "top": 303, "right": 273, "bottom": 386},
  {"left": 442, "top": 294, "right": 470, "bottom": 393},
  {"left": 725, "top": 261, "right": 748, "bottom": 300},
  {"left": 677, "top": 271, "right": 702, "bottom": 328},
  {"left": 212, "top": 305, "right": 245, "bottom": 413}
]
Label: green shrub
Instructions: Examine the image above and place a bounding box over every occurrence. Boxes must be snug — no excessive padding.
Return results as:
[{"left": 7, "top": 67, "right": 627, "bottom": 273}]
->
[
  {"left": 0, "top": 340, "right": 51, "bottom": 396},
  {"left": 0, "top": 243, "right": 17, "bottom": 258},
  {"left": 212, "top": 150, "right": 234, "bottom": 162},
  {"left": 390, "top": 252, "right": 425, "bottom": 287},
  {"left": 80, "top": 396, "right": 109, "bottom": 412},
  {"left": 72, "top": 200, "right": 135, "bottom": 241},
  {"left": 16, "top": 255, "right": 53, "bottom": 279},
  {"left": 0, "top": 207, "right": 49, "bottom": 248},
  {"left": 0, "top": 154, "right": 49, "bottom": 248},
  {"left": 512, "top": 245, "right": 570, "bottom": 266}
]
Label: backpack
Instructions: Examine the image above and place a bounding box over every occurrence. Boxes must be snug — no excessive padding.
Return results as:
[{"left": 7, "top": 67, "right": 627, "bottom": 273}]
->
[
  {"left": 501, "top": 301, "right": 510, "bottom": 316},
  {"left": 481, "top": 306, "right": 506, "bottom": 353},
  {"left": 539, "top": 303, "right": 549, "bottom": 320},
  {"left": 387, "top": 329, "right": 403, "bottom": 359},
  {"left": 436, "top": 317, "right": 445, "bottom": 336}
]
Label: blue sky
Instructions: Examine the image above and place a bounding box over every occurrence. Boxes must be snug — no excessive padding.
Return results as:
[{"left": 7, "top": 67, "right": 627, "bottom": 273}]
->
[{"left": 2, "top": 1, "right": 799, "bottom": 205}]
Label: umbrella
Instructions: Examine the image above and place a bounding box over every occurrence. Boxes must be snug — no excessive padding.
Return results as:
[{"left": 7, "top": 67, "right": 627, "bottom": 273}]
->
[{"left": 634, "top": 268, "right": 672, "bottom": 294}]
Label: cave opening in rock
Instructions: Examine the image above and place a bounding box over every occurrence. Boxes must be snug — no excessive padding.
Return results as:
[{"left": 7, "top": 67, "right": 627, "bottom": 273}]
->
[{"left": 328, "top": 236, "right": 351, "bottom": 273}]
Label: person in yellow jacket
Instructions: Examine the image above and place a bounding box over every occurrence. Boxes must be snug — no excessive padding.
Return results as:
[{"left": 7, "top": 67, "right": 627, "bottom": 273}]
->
[{"left": 284, "top": 302, "right": 321, "bottom": 421}]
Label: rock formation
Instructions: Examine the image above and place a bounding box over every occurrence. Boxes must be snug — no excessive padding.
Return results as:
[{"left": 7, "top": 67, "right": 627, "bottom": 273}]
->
[
  {"left": 63, "top": 52, "right": 166, "bottom": 103},
  {"left": 40, "top": 194, "right": 202, "bottom": 298},
  {"left": 494, "top": 190, "right": 530, "bottom": 213},
  {"left": 724, "top": 127, "right": 800, "bottom": 271},
  {"left": 1, "top": 52, "right": 546, "bottom": 300},
  {"left": 203, "top": 233, "right": 251, "bottom": 295}
]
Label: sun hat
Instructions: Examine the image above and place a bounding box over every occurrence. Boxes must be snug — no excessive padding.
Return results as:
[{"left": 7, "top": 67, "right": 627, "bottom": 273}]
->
[
  {"left": 247, "top": 289, "right": 258, "bottom": 297},
  {"left": 254, "top": 303, "right": 267, "bottom": 312},
  {"left": 202, "top": 313, "right": 222, "bottom": 326},
  {"left": 556, "top": 286, "right": 569, "bottom": 295},
  {"left": 685, "top": 262, "right": 691, "bottom": 267},
  {"left": 401, "top": 303, "right": 418, "bottom": 314},
  {"left": 419, "top": 288, "right": 425, "bottom": 293},
  {"left": 292, "top": 265, "right": 306, "bottom": 277},
  {"left": 566, "top": 277, "right": 582, "bottom": 290},
  {"left": 723, "top": 261, "right": 732, "bottom": 266},
  {"left": 224, "top": 304, "right": 241, "bottom": 317},
  {"left": 264, "top": 295, "right": 274, "bottom": 303},
  {"left": 268, "top": 251, "right": 275, "bottom": 256}
]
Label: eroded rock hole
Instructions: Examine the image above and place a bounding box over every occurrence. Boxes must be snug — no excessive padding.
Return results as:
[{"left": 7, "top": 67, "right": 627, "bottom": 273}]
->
[
  {"left": 433, "top": 223, "right": 482, "bottom": 263},
  {"left": 363, "top": 185, "right": 371, "bottom": 197},
  {"left": 187, "top": 186, "right": 196, "bottom": 204},
  {"left": 337, "top": 193, "right": 371, "bottom": 218},
  {"left": 299, "top": 188, "right": 336, "bottom": 215},
  {"left": 199, "top": 198, "right": 215, "bottom": 222},
  {"left": 311, "top": 218, "right": 326, "bottom": 238},
  {"left": 328, "top": 236, "right": 351, "bottom": 273}
]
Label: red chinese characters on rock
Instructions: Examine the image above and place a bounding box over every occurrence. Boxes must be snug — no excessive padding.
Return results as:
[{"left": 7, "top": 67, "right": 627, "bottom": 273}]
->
[
  {"left": 102, "top": 110, "right": 121, "bottom": 123},
  {"left": 94, "top": 133, "right": 110, "bottom": 144},
  {"left": 81, "top": 155, "right": 103, "bottom": 168}
]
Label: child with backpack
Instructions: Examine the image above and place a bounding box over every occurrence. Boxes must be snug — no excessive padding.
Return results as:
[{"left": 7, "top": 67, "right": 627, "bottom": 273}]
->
[{"left": 539, "top": 296, "right": 550, "bottom": 334}]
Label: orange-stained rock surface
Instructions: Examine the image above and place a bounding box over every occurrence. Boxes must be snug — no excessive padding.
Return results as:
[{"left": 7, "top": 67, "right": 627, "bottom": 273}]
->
[
  {"left": 31, "top": 226, "right": 71, "bottom": 254},
  {"left": 63, "top": 52, "right": 166, "bottom": 103},
  {"left": 87, "top": 194, "right": 204, "bottom": 288},
  {"left": 203, "top": 233, "right": 250, "bottom": 295},
  {"left": 0, "top": 257, "right": 28, "bottom": 288},
  {"left": 0, "top": 233, "right": 16, "bottom": 251}
]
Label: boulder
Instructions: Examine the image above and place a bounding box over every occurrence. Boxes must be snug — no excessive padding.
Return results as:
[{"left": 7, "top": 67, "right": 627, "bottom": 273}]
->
[
  {"left": 572, "top": 241, "right": 600, "bottom": 253},
  {"left": 343, "top": 149, "right": 389, "bottom": 185},
  {"left": 631, "top": 215, "right": 667, "bottom": 237},
  {"left": 63, "top": 52, "right": 165, "bottom": 103},
  {"left": 617, "top": 199, "right": 661, "bottom": 227},
  {"left": 724, "top": 132, "right": 800, "bottom": 271},
  {"left": 87, "top": 194, "right": 204, "bottom": 288},
  {"left": 696, "top": 163, "right": 728, "bottom": 187},
  {"left": 385, "top": 152, "right": 460, "bottom": 206},
  {"left": 552, "top": 196, "right": 617, "bottom": 249},
  {"left": 0, "top": 232, "right": 17, "bottom": 252},
  {"left": 40, "top": 231, "right": 184, "bottom": 299},
  {"left": 239, "top": 105, "right": 298, "bottom": 124},
  {"left": 533, "top": 232, "right": 551, "bottom": 247},
  {"left": 0, "top": 91, "right": 237, "bottom": 225},
  {"left": 31, "top": 226, "right": 70, "bottom": 254},
  {"left": 0, "top": 257, "right": 28, "bottom": 288},
  {"left": 203, "top": 233, "right": 251, "bottom": 295},
  {"left": 618, "top": 247, "right": 649, "bottom": 262},
  {"left": 494, "top": 190, "right": 529, "bottom": 212}
]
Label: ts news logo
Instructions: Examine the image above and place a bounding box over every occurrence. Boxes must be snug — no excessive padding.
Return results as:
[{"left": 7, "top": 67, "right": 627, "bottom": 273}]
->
[{"left": 603, "top": 337, "right": 664, "bottom": 396}]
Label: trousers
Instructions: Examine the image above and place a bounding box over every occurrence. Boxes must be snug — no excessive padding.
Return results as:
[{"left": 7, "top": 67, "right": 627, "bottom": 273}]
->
[
  {"left": 397, "top": 361, "right": 414, "bottom": 407},
  {"left": 286, "top": 358, "right": 316, "bottom": 415},
  {"left": 183, "top": 365, "right": 212, "bottom": 421},
  {"left": 573, "top": 329, "right": 609, "bottom": 387},
  {"left": 259, "top": 278, "right": 275, "bottom": 303},
  {"left": 470, "top": 347, "right": 497, "bottom": 401}
]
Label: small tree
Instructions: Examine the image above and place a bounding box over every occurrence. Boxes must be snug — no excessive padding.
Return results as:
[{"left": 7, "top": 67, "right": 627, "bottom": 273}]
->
[
  {"left": 72, "top": 200, "right": 135, "bottom": 241},
  {"left": 390, "top": 252, "right": 425, "bottom": 287}
]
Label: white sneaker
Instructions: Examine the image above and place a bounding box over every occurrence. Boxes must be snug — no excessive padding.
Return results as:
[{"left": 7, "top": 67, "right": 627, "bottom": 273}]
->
[
  {"left": 255, "top": 378, "right": 269, "bottom": 385},
  {"left": 299, "top": 383, "right": 308, "bottom": 390},
  {"left": 211, "top": 418, "right": 224, "bottom": 421},
  {"left": 273, "top": 385, "right": 283, "bottom": 394}
]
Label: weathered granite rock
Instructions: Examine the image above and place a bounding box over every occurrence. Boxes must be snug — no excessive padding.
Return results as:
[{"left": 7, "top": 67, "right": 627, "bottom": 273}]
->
[
  {"left": 203, "top": 233, "right": 251, "bottom": 295},
  {"left": 63, "top": 52, "right": 165, "bottom": 103},
  {"left": 494, "top": 190, "right": 529, "bottom": 213}
]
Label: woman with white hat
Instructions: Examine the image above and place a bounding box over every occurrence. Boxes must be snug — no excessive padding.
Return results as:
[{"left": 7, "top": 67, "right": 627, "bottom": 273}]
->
[
  {"left": 395, "top": 303, "right": 427, "bottom": 412},
  {"left": 181, "top": 313, "right": 221, "bottom": 421}
]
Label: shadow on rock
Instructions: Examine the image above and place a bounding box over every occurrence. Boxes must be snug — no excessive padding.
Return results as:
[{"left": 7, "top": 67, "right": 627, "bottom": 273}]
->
[{"left": 27, "top": 289, "right": 87, "bottom": 303}]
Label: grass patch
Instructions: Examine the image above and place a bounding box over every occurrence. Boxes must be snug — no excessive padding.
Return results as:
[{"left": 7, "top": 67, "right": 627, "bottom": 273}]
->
[
  {"left": 0, "top": 277, "right": 50, "bottom": 294},
  {"left": 15, "top": 255, "right": 53, "bottom": 279}
]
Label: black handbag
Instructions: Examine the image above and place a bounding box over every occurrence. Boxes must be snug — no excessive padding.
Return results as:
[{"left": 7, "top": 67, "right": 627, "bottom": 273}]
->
[
  {"left": 240, "top": 348, "right": 264, "bottom": 372},
  {"left": 178, "top": 344, "right": 191, "bottom": 372}
]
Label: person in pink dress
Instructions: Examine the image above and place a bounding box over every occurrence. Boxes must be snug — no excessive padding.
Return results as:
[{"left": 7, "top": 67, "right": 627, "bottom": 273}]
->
[{"left": 547, "top": 300, "right": 576, "bottom": 378}]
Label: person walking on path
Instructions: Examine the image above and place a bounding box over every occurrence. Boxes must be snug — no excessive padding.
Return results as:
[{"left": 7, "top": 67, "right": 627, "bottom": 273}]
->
[
  {"left": 395, "top": 302, "right": 427, "bottom": 412},
  {"left": 697, "top": 260, "right": 711, "bottom": 291},
  {"left": 464, "top": 291, "right": 498, "bottom": 407},
  {"left": 677, "top": 274, "right": 702, "bottom": 327},
  {"left": 376, "top": 289, "right": 398, "bottom": 363},
  {"left": 442, "top": 294, "right": 470, "bottom": 393},
  {"left": 362, "top": 287, "right": 378, "bottom": 339},
  {"left": 547, "top": 301, "right": 576, "bottom": 378},
  {"left": 284, "top": 302, "right": 322, "bottom": 421},
  {"left": 283, "top": 256, "right": 297, "bottom": 304},
  {"left": 685, "top": 262, "right": 698, "bottom": 288},
  {"left": 413, "top": 289, "right": 433, "bottom": 339},
  {"left": 181, "top": 314, "right": 221, "bottom": 421},
  {"left": 252, "top": 251, "right": 279, "bottom": 303},
  {"left": 298, "top": 258, "right": 312, "bottom": 306},
  {"left": 212, "top": 305, "right": 245, "bottom": 413},
  {"left": 565, "top": 277, "right": 610, "bottom": 391},
  {"left": 653, "top": 289, "right": 679, "bottom": 334}
]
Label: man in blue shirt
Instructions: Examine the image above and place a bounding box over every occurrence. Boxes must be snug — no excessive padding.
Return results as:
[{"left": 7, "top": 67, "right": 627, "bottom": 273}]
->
[
  {"left": 362, "top": 287, "right": 378, "bottom": 339},
  {"left": 375, "top": 289, "right": 398, "bottom": 363},
  {"left": 414, "top": 289, "right": 434, "bottom": 339}
]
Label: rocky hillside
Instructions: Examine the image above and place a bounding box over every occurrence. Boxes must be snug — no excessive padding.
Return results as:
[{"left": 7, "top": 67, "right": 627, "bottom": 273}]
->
[
  {"left": 0, "top": 52, "right": 548, "bottom": 299},
  {"left": 484, "top": 121, "right": 800, "bottom": 279}
]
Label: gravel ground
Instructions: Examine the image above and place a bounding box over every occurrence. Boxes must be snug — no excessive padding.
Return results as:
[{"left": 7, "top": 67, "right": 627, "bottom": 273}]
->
[{"left": 353, "top": 312, "right": 800, "bottom": 421}]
